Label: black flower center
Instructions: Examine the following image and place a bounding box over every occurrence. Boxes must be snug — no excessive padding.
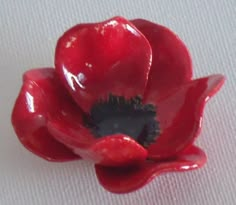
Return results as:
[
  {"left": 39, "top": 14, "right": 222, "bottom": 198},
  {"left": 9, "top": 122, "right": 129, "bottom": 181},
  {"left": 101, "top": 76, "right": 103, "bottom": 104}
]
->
[{"left": 84, "top": 95, "right": 160, "bottom": 147}]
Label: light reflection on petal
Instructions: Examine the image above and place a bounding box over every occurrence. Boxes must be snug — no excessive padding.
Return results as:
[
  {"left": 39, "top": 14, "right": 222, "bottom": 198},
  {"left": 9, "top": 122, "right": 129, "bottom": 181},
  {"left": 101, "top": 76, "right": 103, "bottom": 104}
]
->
[
  {"left": 26, "top": 91, "right": 35, "bottom": 113},
  {"left": 62, "top": 66, "right": 86, "bottom": 90}
]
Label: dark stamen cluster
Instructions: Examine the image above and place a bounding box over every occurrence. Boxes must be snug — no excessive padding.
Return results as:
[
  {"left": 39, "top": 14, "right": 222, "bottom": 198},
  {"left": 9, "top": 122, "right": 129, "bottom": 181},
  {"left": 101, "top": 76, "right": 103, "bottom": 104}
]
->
[{"left": 84, "top": 94, "right": 160, "bottom": 147}]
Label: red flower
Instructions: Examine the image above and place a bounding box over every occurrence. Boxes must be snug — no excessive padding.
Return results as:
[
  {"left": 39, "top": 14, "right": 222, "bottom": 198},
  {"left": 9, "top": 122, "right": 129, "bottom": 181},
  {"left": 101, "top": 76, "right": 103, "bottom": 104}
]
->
[{"left": 12, "top": 16, "right": 225, "bottom": 193}]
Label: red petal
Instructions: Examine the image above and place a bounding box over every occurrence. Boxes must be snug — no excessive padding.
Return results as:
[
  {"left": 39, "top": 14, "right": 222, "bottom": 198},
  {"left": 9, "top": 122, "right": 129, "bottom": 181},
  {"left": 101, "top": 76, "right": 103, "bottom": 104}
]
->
[
  {"left": 47, "top": 116, "right": 95, "bottom": 149},
  {"left": 55, "top": 16, "right": 152, "bottom": 113},
  {"left": 48, "top": 120, "right": 147, "bottom": 166},
  {"left": 85, "top": 134, "right": 148, "bottom": 167},
  {"left": 68, "top": 134, "right": 148, "bottom": 167},
  {"left": 12, "top": 68, "right": 80, "bottom": 161},
  {"left": 146, "top": 74, "right": 225, "bottom": 159},
  {"left": 131, "top": 19, "right": 192, "bottom": 102},
  {"left": 95, "top": 145, "right": 206, "bottom": 193}
]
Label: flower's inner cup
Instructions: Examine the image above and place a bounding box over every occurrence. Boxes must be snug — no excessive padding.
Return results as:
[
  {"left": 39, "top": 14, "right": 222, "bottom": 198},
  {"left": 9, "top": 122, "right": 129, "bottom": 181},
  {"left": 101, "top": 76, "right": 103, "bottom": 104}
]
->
[{"left": 84, "top": 95, "right": 160, "bottom": 146}]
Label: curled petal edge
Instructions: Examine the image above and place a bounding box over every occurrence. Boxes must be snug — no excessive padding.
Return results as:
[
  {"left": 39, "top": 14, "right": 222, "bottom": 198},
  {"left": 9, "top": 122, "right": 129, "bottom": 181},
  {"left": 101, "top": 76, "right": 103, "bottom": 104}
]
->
[
  {"left": 95, "top": 145, "right": 206, "bottom": 193},
  {"left": 12, "top": 68, "right": 80, "bottom": 161},
  {"left": 146, "top": 74, "right": 225, "bottom": 160}
]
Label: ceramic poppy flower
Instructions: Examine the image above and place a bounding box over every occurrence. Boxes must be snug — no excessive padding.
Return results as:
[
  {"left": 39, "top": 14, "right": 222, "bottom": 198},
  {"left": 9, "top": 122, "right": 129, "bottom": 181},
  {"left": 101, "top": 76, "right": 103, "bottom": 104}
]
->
[{"left": 12, "top": 16, "right": 225, "bottom": 193}]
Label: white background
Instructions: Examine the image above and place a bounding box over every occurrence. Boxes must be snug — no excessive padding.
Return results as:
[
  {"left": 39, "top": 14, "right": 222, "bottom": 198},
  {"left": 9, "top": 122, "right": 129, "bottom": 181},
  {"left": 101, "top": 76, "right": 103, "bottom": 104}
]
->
[{"left": 0, "top": 0, "right": 235, "bottom": 204}]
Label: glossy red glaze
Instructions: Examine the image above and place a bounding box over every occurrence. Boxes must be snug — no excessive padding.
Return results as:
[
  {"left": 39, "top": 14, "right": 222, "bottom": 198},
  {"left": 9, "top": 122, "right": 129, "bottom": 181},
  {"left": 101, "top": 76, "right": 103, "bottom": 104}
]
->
[
  {"left": 146, "top": 74, "right": 225, "bottom": 159},
  {"left": 48, "top": 117, "right": 148, "bottom": 166},
  {"left": 95, "top": 145, "right": 207, "bottom": 193},
  {"left": 131, "top": 19, "right": 192, "bottom": 102},
  {"left": 12, "top": 16, "right": 225, "bottom": 193},
  {"left": 12, "top": 68, "right": 80, "bottom": 161},
  {"left": 48, "top": 116, "right": 148, "bottom": 167},
  {"left": 74, "top": 134, "right": 148, "bottom": 167},
  {"left": 55, "top": 16, "right": 152, "bottom": 113}
]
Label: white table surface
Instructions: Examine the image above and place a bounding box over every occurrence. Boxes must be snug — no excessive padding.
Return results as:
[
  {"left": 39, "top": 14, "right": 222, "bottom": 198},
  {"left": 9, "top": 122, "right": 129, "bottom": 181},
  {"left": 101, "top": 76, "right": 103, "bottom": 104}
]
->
[{"left": 0, "top": 0, "right": 235, "bottom": 205}]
